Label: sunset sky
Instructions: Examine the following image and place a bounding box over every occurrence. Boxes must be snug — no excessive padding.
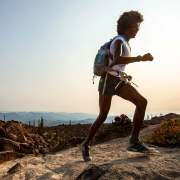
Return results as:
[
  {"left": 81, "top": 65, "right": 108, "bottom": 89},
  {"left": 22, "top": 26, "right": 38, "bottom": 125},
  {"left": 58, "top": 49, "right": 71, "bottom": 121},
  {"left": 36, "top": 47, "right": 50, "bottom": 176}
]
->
[{"left": 0, "top": 0, "right": 180, "bottom": 117}]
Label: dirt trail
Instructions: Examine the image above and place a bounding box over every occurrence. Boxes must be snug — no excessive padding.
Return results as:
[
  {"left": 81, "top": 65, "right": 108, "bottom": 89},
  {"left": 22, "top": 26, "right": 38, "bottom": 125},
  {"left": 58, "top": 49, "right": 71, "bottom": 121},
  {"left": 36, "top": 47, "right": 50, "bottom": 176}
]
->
[{"left": 0, "top": 125, "right": 180, "bottom": 180}]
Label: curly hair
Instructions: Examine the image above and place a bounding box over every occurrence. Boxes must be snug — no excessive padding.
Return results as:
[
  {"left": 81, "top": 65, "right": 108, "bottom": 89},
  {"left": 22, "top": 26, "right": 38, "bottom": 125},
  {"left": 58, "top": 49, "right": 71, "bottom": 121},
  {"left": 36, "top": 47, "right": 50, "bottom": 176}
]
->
[{"left": 117, "top": 11, "right": 144, "bottom": 35}]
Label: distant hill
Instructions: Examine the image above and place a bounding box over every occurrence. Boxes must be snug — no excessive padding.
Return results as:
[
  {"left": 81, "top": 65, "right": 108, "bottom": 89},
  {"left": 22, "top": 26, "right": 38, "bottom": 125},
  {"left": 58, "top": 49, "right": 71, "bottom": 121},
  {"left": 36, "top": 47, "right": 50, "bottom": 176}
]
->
[
  {"left": 0, "top": 112, "right": 97, "bottom": 122},
  {"left": 24, "top": 116, "right": 126, "bottom": 127},
  {"left": 0, "top": 112, "right": 133, "bottom": 127},
  {"left": 0, "top": 112, "right": 21, "bottom": 121}
]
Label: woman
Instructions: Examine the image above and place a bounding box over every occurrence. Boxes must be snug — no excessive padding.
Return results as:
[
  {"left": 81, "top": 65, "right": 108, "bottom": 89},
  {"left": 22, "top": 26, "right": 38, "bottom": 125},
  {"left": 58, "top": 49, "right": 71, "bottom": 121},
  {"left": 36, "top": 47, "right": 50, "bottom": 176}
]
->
[{"left": 81, "top": 10, "right": 155, "bottom": 161}]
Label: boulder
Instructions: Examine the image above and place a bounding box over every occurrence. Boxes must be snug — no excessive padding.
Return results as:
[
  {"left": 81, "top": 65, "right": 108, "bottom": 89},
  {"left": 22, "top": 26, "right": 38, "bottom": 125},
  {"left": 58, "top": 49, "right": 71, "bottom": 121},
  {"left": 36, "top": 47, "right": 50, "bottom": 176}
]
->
[
  {"left": 114, "top": 116, "right": 120, "bottom": 122},
  {"left": 124, "top": 118, "right": 131, "bottom": 124},
  {"left": 0, "top": 138, "right": 20, "bottom": 151},
  {"left": 150, "top": 113, "right": 180, "bottom": 125},
  {"left": 7, "top": 163, "right": 23, "bottom": 175}
]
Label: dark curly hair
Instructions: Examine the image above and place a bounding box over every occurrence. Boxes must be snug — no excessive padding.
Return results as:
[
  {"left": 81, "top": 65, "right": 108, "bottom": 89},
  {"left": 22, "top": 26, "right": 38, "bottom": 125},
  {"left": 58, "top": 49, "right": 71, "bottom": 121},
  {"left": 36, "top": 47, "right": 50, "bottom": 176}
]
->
[{"left": 117, "top": 11, "right": 144, "bottom": 35}]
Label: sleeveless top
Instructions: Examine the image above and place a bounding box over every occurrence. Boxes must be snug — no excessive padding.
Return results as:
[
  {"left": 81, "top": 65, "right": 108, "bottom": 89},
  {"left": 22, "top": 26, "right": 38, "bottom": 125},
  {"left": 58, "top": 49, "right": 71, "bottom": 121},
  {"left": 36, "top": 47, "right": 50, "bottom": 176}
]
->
[{"left": 108, "top": 36, "right": 131, "bottom": 77}]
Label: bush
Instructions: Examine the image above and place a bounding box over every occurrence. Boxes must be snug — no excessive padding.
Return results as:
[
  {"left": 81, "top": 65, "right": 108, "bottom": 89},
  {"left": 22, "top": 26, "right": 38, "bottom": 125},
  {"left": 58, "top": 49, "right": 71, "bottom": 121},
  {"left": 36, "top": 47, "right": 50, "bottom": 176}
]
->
[{"left": 146, "top": 118, "right": 180, "bottom": 147}]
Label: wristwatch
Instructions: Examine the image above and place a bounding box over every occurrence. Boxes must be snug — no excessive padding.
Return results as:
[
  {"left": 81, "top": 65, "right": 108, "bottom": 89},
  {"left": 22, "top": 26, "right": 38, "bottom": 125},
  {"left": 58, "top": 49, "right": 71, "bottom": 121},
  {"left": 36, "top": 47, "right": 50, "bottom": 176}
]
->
[{"left": 137, "top": 55, "right": 142, "bottom": 62}]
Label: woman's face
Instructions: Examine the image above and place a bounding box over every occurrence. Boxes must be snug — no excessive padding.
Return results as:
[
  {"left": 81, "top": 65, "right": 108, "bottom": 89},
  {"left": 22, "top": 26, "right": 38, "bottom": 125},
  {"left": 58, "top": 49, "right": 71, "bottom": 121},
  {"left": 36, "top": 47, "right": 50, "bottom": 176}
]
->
[{"left": 128, "top": 22, "right": 141, "bottom": 38}]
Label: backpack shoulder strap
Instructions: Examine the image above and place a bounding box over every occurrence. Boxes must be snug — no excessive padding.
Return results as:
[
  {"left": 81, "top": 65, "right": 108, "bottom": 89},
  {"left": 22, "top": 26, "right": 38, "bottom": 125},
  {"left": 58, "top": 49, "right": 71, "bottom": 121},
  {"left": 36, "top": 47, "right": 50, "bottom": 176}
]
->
[{"left": 109, "top": 35, "right": 127, "bottom": 60}]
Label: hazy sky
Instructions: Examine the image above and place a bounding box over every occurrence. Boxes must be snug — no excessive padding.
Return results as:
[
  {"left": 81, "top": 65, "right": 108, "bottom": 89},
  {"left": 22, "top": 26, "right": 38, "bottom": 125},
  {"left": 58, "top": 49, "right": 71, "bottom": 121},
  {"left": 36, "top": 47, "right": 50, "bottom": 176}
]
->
[{"left": 0, "top": 0, "right": 180, "bottom": 116}]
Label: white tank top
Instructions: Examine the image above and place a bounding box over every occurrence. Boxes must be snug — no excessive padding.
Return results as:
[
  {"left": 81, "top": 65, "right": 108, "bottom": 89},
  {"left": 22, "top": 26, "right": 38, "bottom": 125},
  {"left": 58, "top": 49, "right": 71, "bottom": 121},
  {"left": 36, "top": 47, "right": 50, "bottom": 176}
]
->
[{"left": 108, "top": 36, "right": 131, "bottom": 77}]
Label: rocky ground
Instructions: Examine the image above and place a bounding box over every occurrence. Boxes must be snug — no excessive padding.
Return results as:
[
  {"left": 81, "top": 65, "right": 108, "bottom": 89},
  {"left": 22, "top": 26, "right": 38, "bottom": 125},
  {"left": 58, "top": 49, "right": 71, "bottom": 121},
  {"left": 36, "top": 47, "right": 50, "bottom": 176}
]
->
[
  {"left": 144, "top": 113, "right": 180, "bottom": 125},
  {"left": 0, "top": 113, "right": 179, "bottom": 179},
  {"left": 0, "top": 125, "right": 180, "bottom": 180},
  {"left": 0, "top": 117, "right": 142, "bottom": 160}
]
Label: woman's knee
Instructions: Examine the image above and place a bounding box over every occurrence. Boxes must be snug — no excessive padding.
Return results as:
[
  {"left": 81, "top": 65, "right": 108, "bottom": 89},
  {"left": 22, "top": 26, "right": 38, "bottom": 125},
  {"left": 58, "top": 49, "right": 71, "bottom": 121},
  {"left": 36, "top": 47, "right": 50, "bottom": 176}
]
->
[
  {"left": 136, "top": 97, "right": 148, "bottom": 108},
  {"left": 97, "top": 113, "right": 108, "bottom": 123}
]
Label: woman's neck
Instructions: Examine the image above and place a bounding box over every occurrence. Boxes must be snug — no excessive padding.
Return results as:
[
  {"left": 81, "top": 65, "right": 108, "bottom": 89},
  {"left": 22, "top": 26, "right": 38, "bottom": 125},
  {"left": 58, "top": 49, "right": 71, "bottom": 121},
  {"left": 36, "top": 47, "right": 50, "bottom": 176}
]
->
[{"left": 121, "top": 32, "right": 131, "bottom": 42}]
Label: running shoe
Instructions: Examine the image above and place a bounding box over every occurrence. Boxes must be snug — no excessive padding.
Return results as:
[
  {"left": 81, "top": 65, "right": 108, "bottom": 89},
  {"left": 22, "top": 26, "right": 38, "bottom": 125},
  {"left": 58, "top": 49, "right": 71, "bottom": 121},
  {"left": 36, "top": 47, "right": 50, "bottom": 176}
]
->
[
  {"left": 127, "top": 140, "right": 155, "bottom": 153},
  {"left": 80, "top": 142, "right": 92, "bottom": 161}
]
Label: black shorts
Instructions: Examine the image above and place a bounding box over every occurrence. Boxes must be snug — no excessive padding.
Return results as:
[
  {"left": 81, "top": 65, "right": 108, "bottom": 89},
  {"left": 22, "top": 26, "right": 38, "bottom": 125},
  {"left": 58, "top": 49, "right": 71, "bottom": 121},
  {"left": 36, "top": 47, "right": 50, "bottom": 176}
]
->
[{"left": 98, "top": 73, "right": 126, "bottom": 96}]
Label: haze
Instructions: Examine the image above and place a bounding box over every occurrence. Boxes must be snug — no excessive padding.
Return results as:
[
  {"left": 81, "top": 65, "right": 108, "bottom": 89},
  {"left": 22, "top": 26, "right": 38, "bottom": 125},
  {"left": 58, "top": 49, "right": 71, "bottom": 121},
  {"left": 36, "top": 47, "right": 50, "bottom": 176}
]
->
[{"left": 0, "top": 0, "right": 180, "bottom": 116}]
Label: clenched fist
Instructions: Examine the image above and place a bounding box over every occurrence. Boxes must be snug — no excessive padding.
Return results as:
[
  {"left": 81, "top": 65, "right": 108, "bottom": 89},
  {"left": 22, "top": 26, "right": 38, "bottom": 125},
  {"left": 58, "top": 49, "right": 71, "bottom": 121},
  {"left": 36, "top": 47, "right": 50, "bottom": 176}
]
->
[{"left": 142, "top": 53, "right": 154, "bottom": 61}]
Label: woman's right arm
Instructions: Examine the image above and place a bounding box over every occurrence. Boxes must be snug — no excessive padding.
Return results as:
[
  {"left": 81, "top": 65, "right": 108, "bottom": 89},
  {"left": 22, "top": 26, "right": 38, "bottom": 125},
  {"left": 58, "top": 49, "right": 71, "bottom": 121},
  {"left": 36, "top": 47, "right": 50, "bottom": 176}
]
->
[{"left": 112, "top": 40, "right": 154, "bottom": 65}]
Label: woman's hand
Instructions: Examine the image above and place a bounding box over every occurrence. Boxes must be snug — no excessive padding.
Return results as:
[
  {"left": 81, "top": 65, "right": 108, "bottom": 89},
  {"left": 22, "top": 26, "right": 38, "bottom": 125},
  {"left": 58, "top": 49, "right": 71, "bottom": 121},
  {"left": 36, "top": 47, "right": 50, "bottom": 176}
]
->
[{"left": 142, "top": 53, "right": 154, "bottom": 61}]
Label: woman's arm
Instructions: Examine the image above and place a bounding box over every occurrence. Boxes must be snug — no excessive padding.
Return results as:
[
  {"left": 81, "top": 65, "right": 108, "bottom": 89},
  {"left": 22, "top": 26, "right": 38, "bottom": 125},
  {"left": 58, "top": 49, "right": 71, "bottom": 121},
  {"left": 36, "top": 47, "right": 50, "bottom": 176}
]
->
[{"left": 111, "top": 40, "right": 153, "bottom": 66}]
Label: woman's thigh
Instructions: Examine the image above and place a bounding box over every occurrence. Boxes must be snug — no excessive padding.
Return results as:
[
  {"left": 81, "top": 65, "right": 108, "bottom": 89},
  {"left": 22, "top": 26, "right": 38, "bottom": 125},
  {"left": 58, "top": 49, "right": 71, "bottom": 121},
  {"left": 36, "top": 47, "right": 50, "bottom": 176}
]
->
[
  {"left": 99, "top": 95, "right": 112, "bottom": 117},
  {"left": 117, "top": 84, "right": 146, "bottom": 106}
]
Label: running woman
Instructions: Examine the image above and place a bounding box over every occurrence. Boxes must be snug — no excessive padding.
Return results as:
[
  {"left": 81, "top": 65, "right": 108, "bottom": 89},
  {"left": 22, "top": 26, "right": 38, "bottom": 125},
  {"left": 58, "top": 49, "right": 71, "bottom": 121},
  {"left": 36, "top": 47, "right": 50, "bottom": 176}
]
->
[{"left": 81, "top": 11, "right": 155, "bottom": 161}]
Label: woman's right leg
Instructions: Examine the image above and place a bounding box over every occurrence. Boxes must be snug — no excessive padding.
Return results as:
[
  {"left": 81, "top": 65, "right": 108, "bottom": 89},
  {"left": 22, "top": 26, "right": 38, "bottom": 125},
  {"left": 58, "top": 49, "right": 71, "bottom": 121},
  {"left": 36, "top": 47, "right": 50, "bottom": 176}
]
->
[{"left": 85, "top": 94, "right": 112, "bottom": 145}]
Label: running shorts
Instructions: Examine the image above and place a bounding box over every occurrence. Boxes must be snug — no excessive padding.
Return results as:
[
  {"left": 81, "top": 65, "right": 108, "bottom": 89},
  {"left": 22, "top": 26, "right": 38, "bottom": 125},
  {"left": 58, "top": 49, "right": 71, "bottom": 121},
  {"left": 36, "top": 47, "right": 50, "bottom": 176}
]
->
[{"left": 98, "top": 73, "right": 126, "bottom": 96}]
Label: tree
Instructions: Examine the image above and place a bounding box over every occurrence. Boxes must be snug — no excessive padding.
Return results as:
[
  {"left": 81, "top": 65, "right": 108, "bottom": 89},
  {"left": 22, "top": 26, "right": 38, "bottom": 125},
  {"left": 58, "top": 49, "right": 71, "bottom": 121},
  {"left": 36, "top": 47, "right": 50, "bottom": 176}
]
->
[
  {"left": 147, "top": 115, "right": 149, "bottom": 120},
  {"left": 33, "top": 119, "right": 36, "bottom": 133},
  {"left": 41, "top": 116, "right": 44, "bottom": 128},
  {"left": 37, "top": 117, "right": 44, "bottom": 135}
]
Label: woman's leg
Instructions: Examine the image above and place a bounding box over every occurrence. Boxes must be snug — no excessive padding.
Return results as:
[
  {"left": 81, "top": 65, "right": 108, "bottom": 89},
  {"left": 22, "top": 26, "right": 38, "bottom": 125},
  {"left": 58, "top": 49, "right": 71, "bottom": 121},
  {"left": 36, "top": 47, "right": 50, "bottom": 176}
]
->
[
  {"left": 84, "top": 94, "right": 112, "bottom": 145},
  {"left": 117, "top": 84, "right": 147, "bottom": 143}
]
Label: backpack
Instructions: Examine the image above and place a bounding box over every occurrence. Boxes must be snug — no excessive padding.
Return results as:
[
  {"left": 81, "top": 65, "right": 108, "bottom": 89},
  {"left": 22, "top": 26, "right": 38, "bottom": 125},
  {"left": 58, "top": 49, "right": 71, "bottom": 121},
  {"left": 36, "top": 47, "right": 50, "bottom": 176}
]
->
[{"left": 93, "top": 35, "right": 127, "bottom": 80}]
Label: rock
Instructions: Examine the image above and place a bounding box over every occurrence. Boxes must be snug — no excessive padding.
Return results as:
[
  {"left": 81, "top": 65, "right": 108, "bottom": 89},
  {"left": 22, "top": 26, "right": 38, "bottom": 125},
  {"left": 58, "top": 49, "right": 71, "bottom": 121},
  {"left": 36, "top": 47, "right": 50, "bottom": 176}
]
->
[
  {"left": 114, "top": 116, "right": 120, "bottom": 122},
  {"left": 0, "top": 128, "right": 6, "bottom": 137},
  {"left": 0, "top": 138, "right": 20, "bottom": 151},
  {"left": 76, "top": 164, "right": 107, "bottom": 180},
  {"left": 7, "top": 163, "right": 23, "bottom": 175},
  {"left": 150, "top": 113, "right": 180, "bottom": 125},
  {"left": 124, "top": 118, "right": 131, "bottom": 124}
]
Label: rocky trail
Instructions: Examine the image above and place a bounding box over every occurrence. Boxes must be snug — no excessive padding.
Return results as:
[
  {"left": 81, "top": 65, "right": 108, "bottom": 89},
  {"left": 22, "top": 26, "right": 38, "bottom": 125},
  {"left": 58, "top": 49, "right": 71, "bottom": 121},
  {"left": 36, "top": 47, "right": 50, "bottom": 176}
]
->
[{"left": 0, "top": 125, "right": 180, "bottom": 180}]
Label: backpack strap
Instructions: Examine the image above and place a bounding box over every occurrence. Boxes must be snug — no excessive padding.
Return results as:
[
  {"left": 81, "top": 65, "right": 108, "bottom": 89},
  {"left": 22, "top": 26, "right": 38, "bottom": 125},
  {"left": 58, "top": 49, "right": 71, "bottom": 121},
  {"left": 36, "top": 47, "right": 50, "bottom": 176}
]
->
[
  {"left": 109, "top": 35, "right": 127, "bottom": 67},
  {"left": 117, "top": 35, "right": 127, "bottom": 76}
]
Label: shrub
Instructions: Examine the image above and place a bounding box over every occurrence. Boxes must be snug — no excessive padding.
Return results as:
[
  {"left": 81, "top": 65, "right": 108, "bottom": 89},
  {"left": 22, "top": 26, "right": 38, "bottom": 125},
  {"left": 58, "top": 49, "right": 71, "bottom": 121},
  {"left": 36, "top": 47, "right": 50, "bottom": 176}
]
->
[{"left": 146, "top": 118, "right": 180, "bottom": 147}]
